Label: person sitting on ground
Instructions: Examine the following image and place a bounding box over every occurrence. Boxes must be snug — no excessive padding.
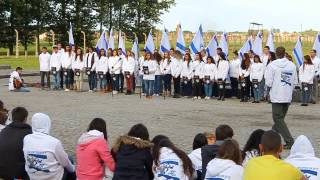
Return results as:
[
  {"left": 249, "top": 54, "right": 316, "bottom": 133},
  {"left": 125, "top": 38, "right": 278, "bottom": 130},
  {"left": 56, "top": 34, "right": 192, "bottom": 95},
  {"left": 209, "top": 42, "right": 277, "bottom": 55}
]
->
[
  {"left": 286, "top": 135, "right": 320, "bottom": 180},
  {"left": 0, "top": 107, "right": 32, "bottom": 179},
  {"left": 8, "top": 67, "right": 30, "bottom": 92},
  {"left": 112, "top": 123, "right": 154, "bottom": 180},
  {"left": 0, "top": 111, "right": 8, "bottom": 132},
  {"left": 76, "top": 118, "right": 115, "bottom": 180},
  {"left": 152, "top": 136, "right": 194, "bottom": 180},
  {"left": 188, "top": 133, "right": 208, "bottom": 180},
  {"left": 23, "top": 113, "right": 76, "bottom": 180},
  {"left": 205, "top": 139, "right": 244, "bottom": 180},
  {"left": 242, "top": 129, "right": 265, "bottom": 166},
  {"left": 201, "top": 124, "right": 234, "bottom": 180},
  {"left": 244, "top": 130, "right": 306, "bottom": 180}
]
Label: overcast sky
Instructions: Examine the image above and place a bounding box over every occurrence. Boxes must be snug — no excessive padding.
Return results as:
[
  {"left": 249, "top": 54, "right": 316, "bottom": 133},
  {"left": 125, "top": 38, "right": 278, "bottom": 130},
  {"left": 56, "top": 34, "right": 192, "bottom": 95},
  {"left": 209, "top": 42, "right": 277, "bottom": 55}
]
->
[{"left": 157, "top": 0, "right": 320, "bottom": 32}]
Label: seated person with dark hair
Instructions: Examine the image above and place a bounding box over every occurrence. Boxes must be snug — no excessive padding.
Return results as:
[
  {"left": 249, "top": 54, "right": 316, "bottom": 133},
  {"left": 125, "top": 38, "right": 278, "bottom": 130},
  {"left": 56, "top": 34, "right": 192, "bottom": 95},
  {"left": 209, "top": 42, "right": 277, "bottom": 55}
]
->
[
  {"left": 244, "top": 130, "right": 306, "bottom": 180},
  {"left": 0, "top": 107, "right": 32, "bottom": 179},
  {"left": 8, "top": 67, "right": 30, "bottom": 92}
]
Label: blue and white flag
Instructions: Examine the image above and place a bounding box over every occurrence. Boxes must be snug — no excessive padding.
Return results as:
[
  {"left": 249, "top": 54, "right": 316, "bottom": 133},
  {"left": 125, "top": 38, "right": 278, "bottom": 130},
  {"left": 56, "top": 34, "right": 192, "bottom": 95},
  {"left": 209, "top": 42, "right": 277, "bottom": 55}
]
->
[
  {"left": 312, "top": 32, "right": 320, "bottom": 57},
  {"left": 144, "top": 31, "right": 155, "bottom": 53},
  {"left": 266, "top": 31, "right": 275, "bottom": 52},
  {"left": 132, "top": 35, "right": 139, "bottom": 60},
  {"left": 68, "top": 22, "right": 74, "bottom": 46},
  {"left": 118, "top": 30, "right": 126, "bottom": 55},
  {"left": 95, "top": 30, "right": 108, "bottom": 52},
  {"left": 293, "top": 35, "right": 304, "bottom": 66},
  {"left": 239, "top": 36, "right": 253, "bottom": 59},
  {"left": 159, "top": 28, "right": 171, "bottom": 55},
  {"left": 109, "top": 28, "right": 115, "bottom": 50},
  {"left": 176, "top": 24, "right": 186, "bottom": 54},
  {"left": 206, "top": 34, "right": 219, "bottom": 57},
  {"left": 220, "top": 32, "right": 229, "bottom": 56},
  {"left": 252, "top": 31, "right": 263, "bottom": 56},
  {"left": 190, "top": 25, "right": 205, "bottom": 54}
]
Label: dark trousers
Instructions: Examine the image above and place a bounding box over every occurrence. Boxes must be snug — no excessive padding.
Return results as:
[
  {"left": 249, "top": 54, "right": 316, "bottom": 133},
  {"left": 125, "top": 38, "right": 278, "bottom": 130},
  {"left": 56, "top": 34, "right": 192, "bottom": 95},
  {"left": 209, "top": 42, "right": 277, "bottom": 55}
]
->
[
  {"left": 70, "top": 70, "right": 74, "bottom": 86},
  {"left": 64, "top": 69, "right": 72, "bottom": 89},
  {"left": 302, "top": 83, "right": 312, "bottom": 104},
  {"left": 181, "top": 80, "right": 192, "bottom": 96},
  {"left": 272, "top": 103, "right": 294, "bottom": 145},
  {"left": 88, "top": 72, "right": 97, "bottom": 90},
  {"left": 173, "top": 77, "right": 181, "bottom": 95},
  {"left": 59, "top": 69, "right": 64, "bottom": 89},
  {"left": 193, "top": 80, "right": 203, "bottom": 97},
  {"left": 163, "top": 74, "right": 172, "bottom": 91},
  {"left": 240, "top": 77, "right": 250, "bottom": 100},
  {"left": 217, "top": 81, "right": 226, "bottom": 99},
  {"left": 125, "top": 74, "right": 134, "bottom": 92},
  {"left": 106, "top": 72, "right": 112, "bottom": 90},
  {"left": 40, "top": 71, "right": 50, "bottom": 88},
  {"left": 120, "top": 73, "right": 124, "bottom": 92},
  {"left": 230, "top": 77, "right": 239, "bottom": 97},
  {"left": 112, "top": 74, "right": 120, "bottom": 91}
]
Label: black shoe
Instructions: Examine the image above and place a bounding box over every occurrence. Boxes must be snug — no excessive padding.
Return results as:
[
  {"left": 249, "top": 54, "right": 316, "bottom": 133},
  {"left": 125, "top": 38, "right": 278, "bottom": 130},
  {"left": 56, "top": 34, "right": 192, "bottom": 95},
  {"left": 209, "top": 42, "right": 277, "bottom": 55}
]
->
[
  {"left": 301, "top": 103, "right": 308, "bottom": 106},
  {"left": 240, "top": 99, "right": 244, "bottom": 102},
  {"left": 256, "top": 101, "right": 260, "bottom": 103},
  {"left": 252, "top": 101, "right": 256, "bottom": 103},
  {"left": 217, "top": 97, "right": 221, "bottom": 100}
]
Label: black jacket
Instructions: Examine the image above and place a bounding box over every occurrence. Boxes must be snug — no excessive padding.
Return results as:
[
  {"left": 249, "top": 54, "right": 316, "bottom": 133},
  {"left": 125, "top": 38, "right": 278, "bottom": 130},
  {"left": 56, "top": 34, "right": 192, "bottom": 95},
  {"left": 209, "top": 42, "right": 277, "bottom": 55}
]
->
[
  {"left": 201, "top": 143, "right": 221, "bottom": 180},
  {"left": 0, "top": 122, "right": 32, "bottom": 179},
  {"left": 112, "top": 136, "right": 154, "bottom": 180}
]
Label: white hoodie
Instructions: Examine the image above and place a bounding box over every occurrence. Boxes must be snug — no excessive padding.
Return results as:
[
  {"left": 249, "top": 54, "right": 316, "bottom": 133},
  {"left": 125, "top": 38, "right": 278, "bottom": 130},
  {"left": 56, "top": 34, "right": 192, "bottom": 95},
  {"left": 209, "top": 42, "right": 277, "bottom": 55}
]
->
[
  {"left": 299, "top": 64, "right": 315, "bottom": 84},
  {"left": 216, "top": 60, "right": 230, "bottom": 80},
  {"left": 205, "top": 158, "right": 243, "bottom": 180},
  {"left": 188, "top": 148, "right": 202, "bottom": 176},
  {"left": 265, "top": 58, "right": 298, "bottom": 103},
  {"left": 153, "top": 147, "right": 190, "bottom": 180},
  {"left": 286, "top": 135, "right": 320, "bottom": 180},
  {"left": 23, "top": 113, "right": 74, "bottom": 180}
]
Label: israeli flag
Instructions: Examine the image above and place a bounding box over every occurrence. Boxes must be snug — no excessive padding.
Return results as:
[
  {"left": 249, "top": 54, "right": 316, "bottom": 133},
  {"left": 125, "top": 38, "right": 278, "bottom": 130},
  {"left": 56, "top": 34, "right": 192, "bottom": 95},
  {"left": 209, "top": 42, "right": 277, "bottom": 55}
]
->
[
  {"left": 239, "top": 36, "right": 253, "bottom": 59},
  {"left": 220, "top": 32, "right": 229, "bottom": 56},
  {"left": 159, "top": 28, "right": 171, "bottom": 55},
  {"left": 206, "top": 34, "right": 219, "bottom": 57},
  {"left": 109, "top": 28, "right": 115, "bottom": 50},
  {"left": 266, "top": 31, "right": 275, "bottom": 52},
  {"left": 68, "top": 22, "right": 74, "bottom": 46},
  {"left": 312, "top": 32, "right": 320, "bottom": 57},
  {"left": 252, "top": 31, "right": 263, "bottom": 56},
  {"left": 144, "top": 31, "right": 155, "bottom": 53},
  {"left": 118, "top": 30, "right": 126, "bottom": 55},
  {"left": 293, "top": 35, "right": 304, "bottom": 66},
  {"left": 95, "top": 30, "right": 108, "bottom": 52},
  {"left": 190, "top": 25, "right": 205, "bottom": 54},
  {"left": 131, "top": 35, "right": 139, "bottom": 60},
  {"left": 176, "top": 24, "right": 186, "bottom": 54}
]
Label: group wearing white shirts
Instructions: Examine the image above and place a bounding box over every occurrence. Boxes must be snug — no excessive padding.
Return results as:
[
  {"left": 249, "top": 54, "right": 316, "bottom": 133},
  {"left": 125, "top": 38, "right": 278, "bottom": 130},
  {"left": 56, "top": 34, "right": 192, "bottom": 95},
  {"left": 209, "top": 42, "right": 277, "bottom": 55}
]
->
[{"left": 39, "top": 47, "right": 51, "bottom": 89}]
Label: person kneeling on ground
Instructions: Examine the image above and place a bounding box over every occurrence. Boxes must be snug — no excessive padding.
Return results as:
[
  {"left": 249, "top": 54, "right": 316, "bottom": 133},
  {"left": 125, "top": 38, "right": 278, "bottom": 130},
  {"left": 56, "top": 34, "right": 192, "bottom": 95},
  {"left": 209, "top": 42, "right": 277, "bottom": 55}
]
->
[
  {"left": 244, "top": 130, "right": 306, "bottom": 180},
  {"left": 76, "top": 118, "right": 115, "bottom": 180},
  {"left": 8, "top": 67, "right": 30, "bottom": 92},
  {"left": 23, "top": 113, "right": 76, "bottom": 180}
]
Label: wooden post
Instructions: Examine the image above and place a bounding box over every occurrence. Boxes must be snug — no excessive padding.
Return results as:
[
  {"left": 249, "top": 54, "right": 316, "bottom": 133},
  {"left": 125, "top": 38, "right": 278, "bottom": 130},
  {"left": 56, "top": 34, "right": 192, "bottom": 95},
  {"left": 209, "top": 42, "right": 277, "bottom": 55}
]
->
[
  {"left": 143, "top": 33, "right": 147, "bottom": 44},
  {"left": 7, "top": 49, "right": 9, "bottom": 57},
  {"left": 81, "top": 31, "right": 86, "bottom": 51},
  {"left": 50, "top": 30, "right": 55, "bottom": 46},
  {"left": 14, "top": 29, "right": 19, "bottom": 58},
  {"left": 35, "top": 36, "right": 38, "bottom": 56}
]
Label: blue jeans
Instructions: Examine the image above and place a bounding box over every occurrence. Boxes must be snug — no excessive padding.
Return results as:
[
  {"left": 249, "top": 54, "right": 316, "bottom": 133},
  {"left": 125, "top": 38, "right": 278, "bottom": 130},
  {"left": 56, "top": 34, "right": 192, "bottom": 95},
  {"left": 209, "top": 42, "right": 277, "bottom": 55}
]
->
[
  {"left": 139, "top": 75, "right": 145, "bottom": 93},
  {"left": 112, "top": 74, "right": 120, "bottom": 91},
  {"left": 154, "top": 75, "right": 163, "bottom": 94},
  {"left": 204, "top": 83, "right": 213, "bottom": 97},
  {"left": 97, "top": 74, "right": 107, "bottom": 89},
  {"left": 88, "top": 72, "right": 97, "bottom": 90},
  {"left": 253, "top": 82, "right": 261, "bottom": 101},
  {"left": 144, "top": 80, "right": 154, "bottom": 96},
  {"left": 12, "top": 87, "right": 30, "bottom": 92},
  {"left": 64, "top": 69, "right": 72, "bottom": 89},
  {"left": 302, "top": 83, "right": 312, "bottom": 104},
  {"left": 163, "top": 74, "right": 172, "bottom": 91},
  {"left": 53, "top": 71, "right": 61, "bottom": 89}
]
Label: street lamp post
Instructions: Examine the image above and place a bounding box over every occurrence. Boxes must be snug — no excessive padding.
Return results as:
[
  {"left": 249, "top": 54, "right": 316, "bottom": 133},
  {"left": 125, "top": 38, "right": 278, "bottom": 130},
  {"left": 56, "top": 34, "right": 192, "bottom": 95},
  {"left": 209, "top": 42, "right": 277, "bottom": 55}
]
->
[
  {"left": 50, "top": 30, "right": 55, "bottom": 47},
  {"left": 81, "top": 31, "right": 86, "bottom": 51}
]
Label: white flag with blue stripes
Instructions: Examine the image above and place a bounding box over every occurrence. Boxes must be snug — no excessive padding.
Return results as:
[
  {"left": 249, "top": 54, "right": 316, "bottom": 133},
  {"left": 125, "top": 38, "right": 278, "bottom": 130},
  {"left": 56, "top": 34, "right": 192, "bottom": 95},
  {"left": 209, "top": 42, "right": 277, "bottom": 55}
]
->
[
  {"left": 132, "top": 36, "right": 139, "bottom": 60},
  {"left": 190, "top": 25, "right": 204, "bottom": 54},
  {"left": 312, "top": 32, "right": 320, "bottom": 58},
  {"left": 239, "top": 37, "right": 253, "bottom": 59},
  {"left": 68, "top": 22, "right": 74, "bottom": 46},
  {"left": 109, "top": 28, "right": 115, "bottom": 50},
  {"left": 253, "top": 31, "right": 263, "bottom": 56},
  {"left": 266, "top": 31, "right": 275, "bottom": 52},
  {"left": 293, "top": 35, "right": 304, "bottom": 66},
  {"left": 144, "top": 31, "right": 155, "bottom": 53},
  {"left": 220, "top": 32, "right": 229, "bottom": 56},
  {"left": 176, "top": 24, "right": 186, "bottom": 54},
  {"left": 95, "top": 30, "right": 108, "bottom": 52},
  {"left": 159, "top": 28, "right": 171, "bottom": 55},
  {"left": 206, "top": 34, "right": 219, "bottom": 57},
  {"left": 118, "top": 30, "right": 126, "bottom": 55}
]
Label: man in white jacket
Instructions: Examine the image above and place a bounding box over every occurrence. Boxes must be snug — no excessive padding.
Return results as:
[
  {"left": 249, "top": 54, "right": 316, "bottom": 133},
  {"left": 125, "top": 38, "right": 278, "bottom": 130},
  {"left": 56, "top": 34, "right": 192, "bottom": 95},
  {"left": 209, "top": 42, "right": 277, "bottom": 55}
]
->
[
  {"left": 39, "top": 47, "right": 51, "bottom": 89},
  {"left": 265, "top": 46, "right": 298, "bottom": 149},
  {"left": 23, "top": 113, "right": 75, "bottom": 180},
  {"left": 310, "top": 50, "right": 320, "bottom": 104},
  {"left": 286, "top": 135, "right": 320, "bottom": 180}
]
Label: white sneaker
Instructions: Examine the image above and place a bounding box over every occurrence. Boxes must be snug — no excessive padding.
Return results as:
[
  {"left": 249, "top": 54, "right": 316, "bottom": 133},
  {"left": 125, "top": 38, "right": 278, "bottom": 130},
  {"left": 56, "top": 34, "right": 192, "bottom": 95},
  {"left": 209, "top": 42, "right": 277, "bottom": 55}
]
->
[
  {"left": 142, "top": 93, "right": 146, "bottom": 96},
  {"left": 193, "top": 96, "right": 197, "bottom": 100},
  {"left": 65, "top": 89, "right": 70, "bottom": 92},
  {"left": 197, "top": 97, "right": 202, "bottom": 100},
  {"left": 88, "top": 90, "right": 93, "bottom": 93},
  {"left": 113, "top": 91, "right": 118, "bottom": 95}
]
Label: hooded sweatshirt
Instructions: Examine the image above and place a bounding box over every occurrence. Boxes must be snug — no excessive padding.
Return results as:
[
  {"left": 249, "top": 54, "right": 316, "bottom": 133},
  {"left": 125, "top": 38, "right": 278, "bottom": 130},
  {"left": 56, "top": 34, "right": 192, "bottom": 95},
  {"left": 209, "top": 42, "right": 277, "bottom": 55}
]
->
[
  {"left": 23, "top": 113, "right": 74, "bottom": 180},
  {"left": 205, "top": 158, "right": 243, "bottom": 180},
  {"left": 286, "top": 135, "right": 320, "bottom": 180},
  {"left": 153, "top": 147, "right": 190, "bottom": 180},
  {"left": 189, "top": 148, "right": 202, "bottom": 179},
  {"left": 265, "top": 58, "right": 298, "bottom": 103},
  {"left": 76, "top": 130, "right": 115, "bottom": 180}
]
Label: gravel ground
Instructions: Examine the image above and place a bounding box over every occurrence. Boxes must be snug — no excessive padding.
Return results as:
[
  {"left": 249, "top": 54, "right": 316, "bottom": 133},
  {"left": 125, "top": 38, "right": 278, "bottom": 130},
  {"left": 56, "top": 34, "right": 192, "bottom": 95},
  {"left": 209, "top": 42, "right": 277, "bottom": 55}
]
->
[{"left": 1, "top": 75, "right": 320, "bottom": 157}]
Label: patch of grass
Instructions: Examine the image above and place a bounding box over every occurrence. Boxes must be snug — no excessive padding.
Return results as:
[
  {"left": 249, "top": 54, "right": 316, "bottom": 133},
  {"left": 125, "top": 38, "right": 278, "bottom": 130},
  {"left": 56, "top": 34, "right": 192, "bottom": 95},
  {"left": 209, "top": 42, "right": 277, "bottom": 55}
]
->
[{"left": 0, "top": 56, "right": 39, "bottom": 70}]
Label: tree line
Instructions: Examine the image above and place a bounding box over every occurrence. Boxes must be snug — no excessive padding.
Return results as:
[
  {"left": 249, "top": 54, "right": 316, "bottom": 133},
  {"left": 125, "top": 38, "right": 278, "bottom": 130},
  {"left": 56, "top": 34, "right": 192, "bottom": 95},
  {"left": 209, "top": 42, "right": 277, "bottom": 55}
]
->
[{"left": 0, "top": 0, "right": 175, "bottom": 55}]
